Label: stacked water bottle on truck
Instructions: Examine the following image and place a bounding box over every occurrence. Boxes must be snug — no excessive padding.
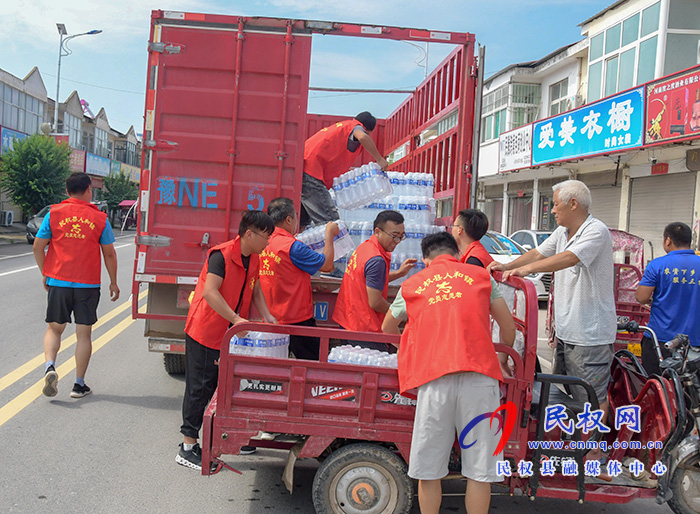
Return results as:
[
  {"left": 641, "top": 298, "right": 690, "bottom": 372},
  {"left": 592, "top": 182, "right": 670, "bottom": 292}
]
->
[{"left": 296, "top": 163, "right": 443, "bottom": 283}]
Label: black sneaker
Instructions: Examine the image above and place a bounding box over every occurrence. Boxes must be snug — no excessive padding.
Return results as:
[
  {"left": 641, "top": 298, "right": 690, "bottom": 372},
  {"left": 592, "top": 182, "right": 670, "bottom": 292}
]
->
[
  {"left": 240, "top": 446, "right": 257, "bottom": 455},
  {"left": 176, "top": 443, "right": 202, "bottom": 470},
  {"left": 70, "top": 383, "right": 91, "bottom": 398},
  {"left": 43, "top": 366, "right": 58, "bottom": 397}
]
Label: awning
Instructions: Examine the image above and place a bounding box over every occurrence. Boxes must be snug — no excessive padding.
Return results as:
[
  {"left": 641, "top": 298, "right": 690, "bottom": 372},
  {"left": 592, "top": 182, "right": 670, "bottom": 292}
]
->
[{"left": 119, "top": 200, "right": 137, "bottom": 207}]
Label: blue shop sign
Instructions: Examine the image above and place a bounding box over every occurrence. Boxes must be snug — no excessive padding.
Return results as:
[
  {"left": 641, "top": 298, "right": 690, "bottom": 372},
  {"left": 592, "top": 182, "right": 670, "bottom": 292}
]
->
[
  {"left": 85, "top": 152, "right": 111, "bottom": 177},
  {"left": 1, "top": 127, "right": 28, "bottom": 154},
  {"left": 532, "top": 87, "right": 644, "bottom": 166}
]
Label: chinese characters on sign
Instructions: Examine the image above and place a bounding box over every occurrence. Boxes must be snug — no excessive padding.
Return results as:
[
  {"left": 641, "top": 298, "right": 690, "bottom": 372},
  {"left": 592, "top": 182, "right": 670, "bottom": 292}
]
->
[
  {"left": 532, "top": 87, "right": 644, "bottom": 165},
  {"left": 645, "top": 65, "right": 700, "bottom": 145},
  {"left": 498, "top": 124, "right": 532, "bottom": 173}
]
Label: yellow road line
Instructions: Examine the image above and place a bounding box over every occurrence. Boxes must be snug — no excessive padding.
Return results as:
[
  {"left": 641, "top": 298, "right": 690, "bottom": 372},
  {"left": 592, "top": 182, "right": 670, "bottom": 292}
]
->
[
  {"left": 0, "top": 289, "right": 147, "bottom": 395},
  {"left": 0, "top": 304, "right": 147, "bottom": 428}
]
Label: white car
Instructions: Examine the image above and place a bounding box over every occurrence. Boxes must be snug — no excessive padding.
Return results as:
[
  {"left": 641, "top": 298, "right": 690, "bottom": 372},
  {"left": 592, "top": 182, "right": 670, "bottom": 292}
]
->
[
  {"left": 480, "top": 231, "right": 549, "bottom": 301},
  {"left": 510, "top": 229, "right": 552, "bottom": 251}
]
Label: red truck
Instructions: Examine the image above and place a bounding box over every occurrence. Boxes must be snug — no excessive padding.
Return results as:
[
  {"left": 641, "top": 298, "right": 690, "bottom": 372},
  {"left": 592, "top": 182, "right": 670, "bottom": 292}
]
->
[{"left": 131, "top": 11, "right": 482, "bottom": 373}]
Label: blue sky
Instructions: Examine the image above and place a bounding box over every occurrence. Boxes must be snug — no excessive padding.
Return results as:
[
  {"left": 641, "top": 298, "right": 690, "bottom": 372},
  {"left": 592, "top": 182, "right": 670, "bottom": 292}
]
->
[{"left": 1, "top": 0, "right": 612, "bottom": 134}]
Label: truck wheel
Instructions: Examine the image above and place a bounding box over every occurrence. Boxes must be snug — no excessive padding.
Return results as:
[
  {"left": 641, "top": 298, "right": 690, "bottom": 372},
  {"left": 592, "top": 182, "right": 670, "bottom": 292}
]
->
[
  {"left": 312, "top": 443, "right": 412, "bottom": 514},
  {"left": 669, "top": 453, "right": 700, "bottom": 514},
  {"left": 163, "top": 353, "right": 186, "bottom": 375}
]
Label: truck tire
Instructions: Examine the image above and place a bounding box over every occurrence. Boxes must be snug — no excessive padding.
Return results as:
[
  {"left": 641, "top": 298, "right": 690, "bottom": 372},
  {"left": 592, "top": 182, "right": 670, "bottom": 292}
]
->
[
  {"left": 669, "top": 453, "right": 700, "bottom": 514},
  {"left": 312, "top": 443, "right": 412, "bottom": 514},
  {"left": 163, "top": 353, "right": 186, "bottom": 375}
]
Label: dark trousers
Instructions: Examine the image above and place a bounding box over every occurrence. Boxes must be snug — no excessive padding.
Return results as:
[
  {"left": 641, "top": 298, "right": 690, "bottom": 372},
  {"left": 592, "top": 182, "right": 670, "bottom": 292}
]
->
[
  {"left": 290, "top": 318, "right": 320, "bottom": 360},
  {"left": 180, "top": 334, "right": 220, "bottom": 440},
  {"left": 641, "top": 334, "right": 672, "bottom": 376}
]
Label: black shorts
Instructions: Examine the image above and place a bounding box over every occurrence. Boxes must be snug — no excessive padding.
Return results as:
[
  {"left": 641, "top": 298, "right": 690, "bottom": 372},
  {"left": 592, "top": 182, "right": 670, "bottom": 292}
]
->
[{"left": 46, "top": 286, "right": 100, "bottom": 325}]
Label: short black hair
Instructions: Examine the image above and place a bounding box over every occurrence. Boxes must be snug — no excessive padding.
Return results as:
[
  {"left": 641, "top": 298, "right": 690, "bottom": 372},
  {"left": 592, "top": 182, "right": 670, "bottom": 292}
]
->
[
  {"left": 456, "top": 209, "right": 489, "bottom": 240},
  {"left": 374, "top": 210, "right": 404, "bottom": 230},
  {"left": 66, "top": 172, "right": 92, "bottom": 195},
  {"left": 267, "top": 197, "right": 296, "bottom": 225},
  {"left": 663, "top": 222, "right": 692, "bottom": 248},
  {"left": 238, "top": 210, "right": 275, "bottom": 236},
  {"left": 355, "top": 111, "right": 377, "bottom": 131},
  {"left": 421, "top": 232, "right": 459, "bottom": 259}
]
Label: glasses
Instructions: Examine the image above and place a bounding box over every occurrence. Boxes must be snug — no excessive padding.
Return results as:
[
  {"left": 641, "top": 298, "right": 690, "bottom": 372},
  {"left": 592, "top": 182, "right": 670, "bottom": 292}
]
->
[
  {"left": 378, "top": 228, "right": 407, "bottom": 243},
  {"left": 248, "top": 230, "right": 271, "bottom": 242}
]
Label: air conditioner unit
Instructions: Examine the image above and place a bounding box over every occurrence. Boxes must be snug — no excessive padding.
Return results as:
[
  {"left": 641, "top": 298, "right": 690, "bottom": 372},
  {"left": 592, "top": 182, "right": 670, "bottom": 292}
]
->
[
  {"left": 574, "top": 94, "right": 584, "bottom": 107},
  {"left": 0, "top": 210, "right": 14, "bottom": 227}
]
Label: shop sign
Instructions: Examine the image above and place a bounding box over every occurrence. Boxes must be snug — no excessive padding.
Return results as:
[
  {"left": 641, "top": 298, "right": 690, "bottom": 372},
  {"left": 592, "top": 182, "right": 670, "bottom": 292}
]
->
[
  {"left": 0, "top": 126, "right": 27, "bottom": 154},
  {"left": 69, "top": 149, "right": 86, "bottom": 172},
  {"left": 532, "top": 87, "right": 644, "bottom": 166},
  {"left": 85, "top": 152, "right": 111, "bottom": 177},
  {"left": 110, "top": 159, "right": 122, "bottom": 176},
  {"left": 121, "top": 163, "right": 140, "bottom": 182},
  {"left": 645, "top": 65, "right": 700, "bottom": 145},
  {"left": 687, "top": 149, "right": 700, "bottom": 172},
  {"left": 651, "top": 163, "right": 668, "bottom": 175},
  {"left": 498, "top": 124, "right": 532, "bottom": 172}
]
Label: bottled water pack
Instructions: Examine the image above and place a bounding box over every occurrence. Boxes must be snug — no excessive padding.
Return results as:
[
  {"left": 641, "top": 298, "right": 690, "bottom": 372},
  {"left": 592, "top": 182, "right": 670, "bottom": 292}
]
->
[
  {"left": 328, "top": 344, "right": 398, "bottom": 368},
  {"left": 333, "top": 163, "right": 393, "bottom": 210},
  {"left": 230, "top": 331, "right": 290, "bottom": 358},
  {"left": 296, "top": 220, "right": 355, "bottom": 260}
]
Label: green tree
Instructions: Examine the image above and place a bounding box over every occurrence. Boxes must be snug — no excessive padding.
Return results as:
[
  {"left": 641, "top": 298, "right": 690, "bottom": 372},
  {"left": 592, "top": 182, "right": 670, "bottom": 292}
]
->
[
  {"left": 0, "top": 134, "right": 71, "bottom": 216},
  {"left": 98, "top": 170, "right": 137, "bottom": 224}
]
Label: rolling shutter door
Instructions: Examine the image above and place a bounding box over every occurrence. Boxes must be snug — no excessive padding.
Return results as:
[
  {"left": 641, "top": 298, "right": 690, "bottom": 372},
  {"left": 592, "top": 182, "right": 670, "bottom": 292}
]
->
[
  {"left": 628, "top": 172, "right": 696, "bottom": 264},
  {"left": 589, "top": 186, "right": 622, "bottom": 229}
]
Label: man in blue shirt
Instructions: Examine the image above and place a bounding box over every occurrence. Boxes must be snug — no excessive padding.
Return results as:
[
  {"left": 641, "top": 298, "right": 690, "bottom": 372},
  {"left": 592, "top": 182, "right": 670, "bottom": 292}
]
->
[
  {"left": 33, "top": 173, "right": 120, "bottom": 398},
  {"left": 636, "top": 222, "right": 700, "bottom": 375}
]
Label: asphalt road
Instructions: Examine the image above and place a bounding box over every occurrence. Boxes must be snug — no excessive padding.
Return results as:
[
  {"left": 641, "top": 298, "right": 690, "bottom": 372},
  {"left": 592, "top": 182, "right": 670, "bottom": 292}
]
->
[{"left": 0, "top": 238, "right": 672, "bottom": 513}]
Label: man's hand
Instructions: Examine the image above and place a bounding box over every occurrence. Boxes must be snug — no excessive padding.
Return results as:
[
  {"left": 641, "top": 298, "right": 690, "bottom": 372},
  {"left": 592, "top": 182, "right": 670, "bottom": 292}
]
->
[
  {"left": 233, "top": 316, "right": 250, "bottom": 338},
  {"left": 398, "top": 258, "right": 417, "bottom": 278},
  {"left": 377, "top": 157, "right": 389, "bottom": 170},
  {"left": 325, "top": 221, "right": 340, "bottom": 239},
  {"left": 498, "top": 353, "right": 513, "bottom": 378},
  {"left": 42, "top": 276, "right": 49, "bottom": 292},
  {"left": 502, "top": 267, "right": 529, "bottom": 281},
  {"left": 263, "top": 314, "right": 278, "bottom": 324},
  {"left": 109, "top": 282, "right": 120, "bottom": 301},
  {"left": 486, "top": 260, "right": 505, "bottom": 273}
]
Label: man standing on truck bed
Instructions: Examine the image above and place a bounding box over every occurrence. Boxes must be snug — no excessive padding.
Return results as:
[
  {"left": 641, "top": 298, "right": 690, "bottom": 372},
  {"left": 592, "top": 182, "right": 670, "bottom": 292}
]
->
[
  {"left": 382, "top": 232, "right": 515, "bottom": 514},
  {"left": 635, "top": 222, "right": 700, "bottom": 375},
  {"left": 333, "top": 210, "right": 416, "bottom": 342},
  {"left": 302, "top": 111, "right": 389, "bottom": 227},
  {"left": 259, "top": 197, "right": 339, "bottom": 360},
  {"left": 33, "top": 172, "right": 120, "bottom": 399},
  {"left": 177, "top": 210, "right": 277, "bottom": 471}
]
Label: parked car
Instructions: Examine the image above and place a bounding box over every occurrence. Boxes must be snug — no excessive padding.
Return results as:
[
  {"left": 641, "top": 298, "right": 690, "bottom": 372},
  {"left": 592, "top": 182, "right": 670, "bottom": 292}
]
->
[
  {"left": 26, "top": 205, "right": 51, "bottom": 244},
  {"left": 480, "top": 231, "right": 549, "bottom": 301},
  {"left": 510, "top": 229, "right": 552, "bottom": 251}
]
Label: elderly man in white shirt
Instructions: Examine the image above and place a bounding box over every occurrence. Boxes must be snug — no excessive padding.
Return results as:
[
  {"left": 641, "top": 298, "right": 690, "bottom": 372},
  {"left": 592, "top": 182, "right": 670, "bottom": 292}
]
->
[{"left": 488, "top": 180, "right": 616, "bottom": 418}]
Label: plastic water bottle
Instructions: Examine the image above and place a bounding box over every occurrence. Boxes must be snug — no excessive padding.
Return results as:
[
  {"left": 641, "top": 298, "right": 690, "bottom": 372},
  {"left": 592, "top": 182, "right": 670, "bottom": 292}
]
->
[{"left": 333, "top": 220, "right": 355, "bottom": 258}]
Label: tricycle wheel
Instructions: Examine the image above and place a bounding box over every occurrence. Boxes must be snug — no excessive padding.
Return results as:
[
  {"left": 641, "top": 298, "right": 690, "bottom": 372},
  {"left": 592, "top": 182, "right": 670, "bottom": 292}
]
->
[
  {"left": 163, "top": 353, "right": 185, "bottom": 375},
  {"left": 312, "top": 443, "right": 412, "bottom": 514},
  {"left": 669, "top": 453, "right": 700, "bottom": 514}
]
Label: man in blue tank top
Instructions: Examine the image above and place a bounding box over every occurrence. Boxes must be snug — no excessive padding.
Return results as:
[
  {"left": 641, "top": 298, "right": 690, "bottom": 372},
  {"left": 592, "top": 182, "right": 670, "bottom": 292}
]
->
[{"left": 636, "top": 222, "right": 700, "bottom": 375}]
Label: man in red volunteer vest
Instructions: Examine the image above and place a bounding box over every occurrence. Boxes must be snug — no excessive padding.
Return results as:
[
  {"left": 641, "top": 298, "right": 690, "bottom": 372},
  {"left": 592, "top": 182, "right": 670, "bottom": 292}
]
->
[
  {"left": 333, "top": 210, "right": 416, "bottom": 344},
  {"left": 302, "top": 111, "right": 388, "bottom": 227},
  {"left": 382, "top": 232, "right": 515, "bottom": 514},
  {"left": 451, "top": 209, "right": 493, "bottom": 268},
  {"left": 177, "top": 210, "right": 277, "bottom": 471},
  {"left": 33, "top": 172, "right": 119, "bottom": 399},
  {"left": 259, "top": 197, "right": 339, "bottom": 360}
]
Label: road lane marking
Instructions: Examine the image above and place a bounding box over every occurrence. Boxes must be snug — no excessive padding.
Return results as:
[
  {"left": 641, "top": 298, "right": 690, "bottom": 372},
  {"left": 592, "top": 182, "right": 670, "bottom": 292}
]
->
[
  {"left": 0, "top": 290, "right": 147, "bottom": 395},
  {"left": 0, "top": 252, "right": 34, "bottom": 261},
  {"left": 0, "top": 265, "right": 37, "bottom": 277},
  {"left": 114, "top": 243, "right": 132, "bottom": 249},
  {"left": 0, "top": 305, "right": 146, "bottom": 429}
]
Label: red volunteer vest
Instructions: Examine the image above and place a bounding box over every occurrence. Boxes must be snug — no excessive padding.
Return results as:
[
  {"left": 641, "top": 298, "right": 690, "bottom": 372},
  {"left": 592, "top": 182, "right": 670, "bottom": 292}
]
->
[
  {"left": 258, "top": 227, "right": 314, "bottom": 324},
  {"left": 304, "top": 120, "right": 363, "bottom": 188},
  {"left": 398, "top": 254, "right": 502, "bottom": 393},
  {"left": 333, "top": 235, "right": 390, "bottom": 333},
  {"left": 43, "top": 198, "right": 108, "bottom": 285},
  {"left": 460, "top": 240, "right": 494, "bottom": 268},
  {"left": 185, "top": 237, "right": 259, "bottom": 350}
]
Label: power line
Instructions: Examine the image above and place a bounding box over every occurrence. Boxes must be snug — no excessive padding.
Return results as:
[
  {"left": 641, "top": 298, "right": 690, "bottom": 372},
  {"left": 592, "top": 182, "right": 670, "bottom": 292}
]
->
[{"left": 42, "top": 72, "right": 144, "bottom": 96}]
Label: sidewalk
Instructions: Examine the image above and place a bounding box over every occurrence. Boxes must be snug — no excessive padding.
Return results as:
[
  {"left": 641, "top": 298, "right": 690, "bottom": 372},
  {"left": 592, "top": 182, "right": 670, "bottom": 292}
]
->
[{"left": 0, "top": 222, "right": 29, "bottom": 246}]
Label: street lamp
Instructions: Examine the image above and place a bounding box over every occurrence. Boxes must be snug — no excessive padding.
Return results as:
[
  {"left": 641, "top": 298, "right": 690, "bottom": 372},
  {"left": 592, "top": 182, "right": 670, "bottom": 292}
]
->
[{"left": 54, "top": 23, "right": 102, "bottom": 133}]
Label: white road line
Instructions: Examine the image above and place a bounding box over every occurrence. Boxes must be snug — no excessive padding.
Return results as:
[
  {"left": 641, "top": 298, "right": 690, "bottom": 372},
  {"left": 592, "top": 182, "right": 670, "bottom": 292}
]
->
[
  {"left": 115, "top": 243, "right": 132, "bottom": 249},
  {"left": 0, "top": 265, "right": 37, "bottom": 277},
  {"left": 0, "top": 252, "right": 34, "bottom": 261}
]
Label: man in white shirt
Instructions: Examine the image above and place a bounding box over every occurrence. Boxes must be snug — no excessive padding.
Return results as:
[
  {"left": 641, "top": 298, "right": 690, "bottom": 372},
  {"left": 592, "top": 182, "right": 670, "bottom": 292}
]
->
[{"left": 488, "top": 180, "right": 616, "bottom": 417}]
